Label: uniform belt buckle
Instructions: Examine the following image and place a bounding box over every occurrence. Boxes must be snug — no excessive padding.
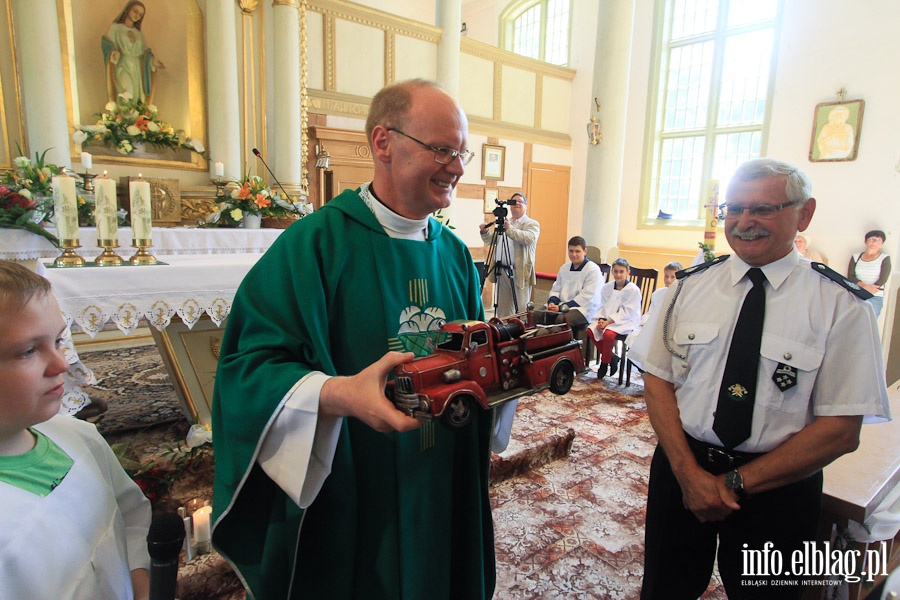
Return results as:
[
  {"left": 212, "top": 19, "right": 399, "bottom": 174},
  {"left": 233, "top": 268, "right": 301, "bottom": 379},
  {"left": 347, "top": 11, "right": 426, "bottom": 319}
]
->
[{"left": 707, "top": 447, "right": 735, "bottom": 468}]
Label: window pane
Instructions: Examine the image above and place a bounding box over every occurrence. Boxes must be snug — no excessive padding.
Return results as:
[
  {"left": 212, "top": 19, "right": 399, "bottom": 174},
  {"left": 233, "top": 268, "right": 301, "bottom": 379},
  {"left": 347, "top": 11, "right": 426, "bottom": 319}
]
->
[
  {"left": 663, "top": 41, "right": 714, "bottom": 132},
  {"left": 545, "top": 0, "right": 570, "bottom": 65},
  {"left": 513, "top": 4, "right": 541, "bottom": 60},
  {"left": 717, "top": 31, "right": 772, "bottom": 126},
  {"left": 712, "top": 131, "right": 762, "bottom": 194},
  {"left": 727, "top": 0, "right": 778, "bottom": 28},
  {"left": 671, "top": 0, "right": 718, "bottom": 41},
  {"left": 658, "top": 136, "right": 705, "bottom": 217}
]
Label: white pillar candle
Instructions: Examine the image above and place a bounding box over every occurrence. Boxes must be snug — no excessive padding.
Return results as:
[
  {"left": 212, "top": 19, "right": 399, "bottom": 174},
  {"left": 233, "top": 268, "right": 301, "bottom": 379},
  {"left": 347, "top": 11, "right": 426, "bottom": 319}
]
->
[
  {"left": 52, "top": 175, "right": 79, "bottom": 242},
  {"left": 80, "top": 152, "right": 92, "bottom": 170},
  {"left": 214, "top": 161, "right": 224, "bottom": 177},
  {"left": 192, "top": 505, "right": 212, "bottom": 543},
  {"left": 129, "top": 177, "right": 152, "bottom": 242},
  {"left": 94, "top": 176, "right": 118, "bottom": 242}
]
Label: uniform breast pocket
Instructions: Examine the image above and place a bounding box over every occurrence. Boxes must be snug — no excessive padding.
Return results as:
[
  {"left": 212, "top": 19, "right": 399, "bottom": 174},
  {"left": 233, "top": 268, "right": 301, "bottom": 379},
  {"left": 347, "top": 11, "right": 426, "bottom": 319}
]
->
[
  {"left": 759, "top": 333, "right": 824, "bottom": 413},
  {"left": 673, "top": 323, "right": 719, "bottom": 383}
]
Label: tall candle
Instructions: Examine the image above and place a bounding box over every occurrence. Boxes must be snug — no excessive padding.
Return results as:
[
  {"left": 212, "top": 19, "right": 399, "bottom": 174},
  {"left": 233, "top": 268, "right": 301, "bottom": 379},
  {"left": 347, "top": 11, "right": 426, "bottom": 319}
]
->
[
  {"left": 214, "top": 161, "right": 224, "bottom": 177},
  {"left": 130, "top": 177, "right": 152, "bottom": 242},
  {"left": 80, "top": 152, "right": 92, "bottom": 170},
  {"left": 703, "top": 179, "right": 719, "bottom": 251},
  {"left": 94, "top": 176, "right": 118, "bottom": 242},
  {"left": 192, "top": 505, "right": 212, "bottom": 543},
  {"left": 52, "top": 175, "right": 79, "bottom": 242}
]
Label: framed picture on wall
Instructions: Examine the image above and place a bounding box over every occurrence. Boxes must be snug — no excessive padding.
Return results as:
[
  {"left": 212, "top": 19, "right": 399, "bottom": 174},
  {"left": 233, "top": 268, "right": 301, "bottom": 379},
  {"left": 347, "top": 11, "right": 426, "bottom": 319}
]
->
[
  {"left": 809, "top": 99, "right": 865, "bottom": 162},
  {"left": 483, "top": 187, "right": 499, "bottom": 213},
  {"left": 482, "top": 144, "right": 506, "bottom": 180}
]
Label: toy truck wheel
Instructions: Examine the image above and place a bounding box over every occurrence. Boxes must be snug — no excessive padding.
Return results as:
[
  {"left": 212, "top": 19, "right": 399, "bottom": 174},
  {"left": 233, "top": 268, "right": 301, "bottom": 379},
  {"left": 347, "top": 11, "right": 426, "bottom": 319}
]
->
[
  {"left": 549, "top": 361, "right": 575, "bottom": 394},
  {"left": 440, "top": 395, "right": 474, "bottom": 428}
]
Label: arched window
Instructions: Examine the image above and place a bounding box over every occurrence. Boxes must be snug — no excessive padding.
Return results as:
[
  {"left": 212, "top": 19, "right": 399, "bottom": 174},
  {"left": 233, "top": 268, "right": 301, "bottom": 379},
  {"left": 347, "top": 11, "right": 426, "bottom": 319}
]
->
[
  {"left": 500, "top": 0, "right": 571, "bottom": 66},
  {"left": 642, "top": 0, "right": 782, "bottom": 223}
]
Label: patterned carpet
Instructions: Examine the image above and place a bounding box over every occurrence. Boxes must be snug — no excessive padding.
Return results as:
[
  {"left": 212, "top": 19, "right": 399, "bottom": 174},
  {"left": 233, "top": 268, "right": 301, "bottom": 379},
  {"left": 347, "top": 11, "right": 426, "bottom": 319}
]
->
[
  {"left": 492, "top": 370, "right": 726, "bottom": 599},
  {"left": 84, "top": 342, "right": 728, "bottom": 598}
]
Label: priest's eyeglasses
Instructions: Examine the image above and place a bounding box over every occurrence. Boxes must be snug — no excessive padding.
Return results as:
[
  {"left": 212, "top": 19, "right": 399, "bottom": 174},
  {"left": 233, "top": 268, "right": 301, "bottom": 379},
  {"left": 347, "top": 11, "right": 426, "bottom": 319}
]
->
[
  {"left": 724, "top": 200, "right": 802, "bottom": 219},
  {"left": 387, "top": 128, "right": 475, "bottom": 166}
]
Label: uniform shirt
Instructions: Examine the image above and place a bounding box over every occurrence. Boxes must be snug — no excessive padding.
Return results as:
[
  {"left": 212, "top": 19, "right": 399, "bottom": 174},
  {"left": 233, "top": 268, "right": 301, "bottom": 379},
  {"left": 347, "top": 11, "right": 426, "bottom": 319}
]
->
[
  {"left": 629, "top": 249, "right": 890, "bottom": 453},
  {"left": 548, "top": 259, "right": 603, "bottom": 318}
]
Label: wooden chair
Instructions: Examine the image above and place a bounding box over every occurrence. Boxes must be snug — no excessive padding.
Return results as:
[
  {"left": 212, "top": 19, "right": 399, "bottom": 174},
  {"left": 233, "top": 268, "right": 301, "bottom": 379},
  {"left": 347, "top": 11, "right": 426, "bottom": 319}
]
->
[
  {"left": 586, "top": 246, "right": 602, "bottom": 265},
  {"left": 598, "top": 263, "right": 610, "bottom": 283},
  {"left": 618, "top": 267, "right": 658, "bottom": 386}
]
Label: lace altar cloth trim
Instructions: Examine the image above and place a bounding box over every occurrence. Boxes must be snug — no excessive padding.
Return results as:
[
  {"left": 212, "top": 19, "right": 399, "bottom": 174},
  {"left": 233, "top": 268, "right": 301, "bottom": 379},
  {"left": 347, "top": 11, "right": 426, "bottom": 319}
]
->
[{"left": 63, "top": 294, "right": 233, "bottom": 337}]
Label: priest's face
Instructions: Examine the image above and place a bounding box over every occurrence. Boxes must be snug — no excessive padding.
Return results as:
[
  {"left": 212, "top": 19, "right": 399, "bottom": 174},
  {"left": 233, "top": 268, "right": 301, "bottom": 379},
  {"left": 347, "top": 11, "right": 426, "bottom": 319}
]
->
[
  {"left": 0, "top": 293, "right": 69, "bottom": 442},
  {"left": 386, "top": 87, "right": 469, "bottom": 219}
]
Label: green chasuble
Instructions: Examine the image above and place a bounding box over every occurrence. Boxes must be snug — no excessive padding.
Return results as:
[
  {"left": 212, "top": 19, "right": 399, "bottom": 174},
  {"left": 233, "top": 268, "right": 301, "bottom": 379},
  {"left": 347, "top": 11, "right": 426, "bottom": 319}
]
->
[{"left": 211, "top": 189, "right": 494, "bottom": 600}]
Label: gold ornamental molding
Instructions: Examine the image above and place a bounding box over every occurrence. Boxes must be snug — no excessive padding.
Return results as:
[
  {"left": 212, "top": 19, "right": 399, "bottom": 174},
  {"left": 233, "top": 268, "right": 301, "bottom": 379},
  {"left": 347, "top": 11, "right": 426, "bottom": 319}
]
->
[
  {"left": 272, "top": 0, "right": 299, "bottom": 7},
  {"left": 238, "top": 0, "right": 259, "bottom": 14},
  {"left": 309, "top": 89, "right": 370, "bottom": 119},
  {"left": 534, "top": 73, "right": 543, "bottom": 130},
  {"left": 385, "top": 31, "right": 395, "bottom": 84},
  {"left": 309, "top": 0, "right": 440, "bottom": 44},
  {"left": 324, "top": 14, "right": 336, "bottom": 92},
  {"left": 492, "top": 63, "right": 502, "bottom": 121},
  {"left": 468, "top": 115, "right": 571, "bottom": 149}
]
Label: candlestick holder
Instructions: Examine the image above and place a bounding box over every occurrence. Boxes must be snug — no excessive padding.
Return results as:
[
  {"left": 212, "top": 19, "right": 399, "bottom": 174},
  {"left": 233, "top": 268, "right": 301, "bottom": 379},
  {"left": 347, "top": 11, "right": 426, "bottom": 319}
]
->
[
  {"left": 53, "top": 239, "right": 85, "bottom": 268},
  {"left": 78, "top": 172, "right": 97, "bottom": 193},
  {"left": 129, "top": 239, "right": 157, "bottom": 265},
  {"left": 211, "top": 178, "right": 228, "bottom": 198},
  {"left": 94, "top": 240, "right": 124, "bottom": 266}
]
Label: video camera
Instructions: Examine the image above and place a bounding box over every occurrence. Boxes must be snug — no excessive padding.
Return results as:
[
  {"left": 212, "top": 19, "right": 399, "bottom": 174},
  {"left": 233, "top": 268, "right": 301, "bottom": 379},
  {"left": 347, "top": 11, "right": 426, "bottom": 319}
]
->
[{"left": 486, "top": 198, "right": 519, "bottom": 231}]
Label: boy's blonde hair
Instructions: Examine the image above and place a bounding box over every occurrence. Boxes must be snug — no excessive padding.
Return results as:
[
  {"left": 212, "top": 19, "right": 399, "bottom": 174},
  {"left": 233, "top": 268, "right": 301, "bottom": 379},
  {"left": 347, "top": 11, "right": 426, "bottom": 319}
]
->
[{"left": 0, "top": 260, "right": 52, "bottom": 311}]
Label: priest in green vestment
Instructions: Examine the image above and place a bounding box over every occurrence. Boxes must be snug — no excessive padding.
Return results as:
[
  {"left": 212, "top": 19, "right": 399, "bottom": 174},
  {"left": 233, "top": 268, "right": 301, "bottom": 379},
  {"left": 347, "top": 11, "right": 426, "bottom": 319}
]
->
[{"left": 211, "top": 79, "right": 500, "bottom": 599}]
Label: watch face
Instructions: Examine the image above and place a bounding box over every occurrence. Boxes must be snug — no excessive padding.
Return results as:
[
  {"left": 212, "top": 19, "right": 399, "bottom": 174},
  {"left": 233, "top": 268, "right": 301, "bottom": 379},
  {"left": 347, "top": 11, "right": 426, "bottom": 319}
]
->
[{"left": 726, "top": 470, "right": 742, "bottom": 489}]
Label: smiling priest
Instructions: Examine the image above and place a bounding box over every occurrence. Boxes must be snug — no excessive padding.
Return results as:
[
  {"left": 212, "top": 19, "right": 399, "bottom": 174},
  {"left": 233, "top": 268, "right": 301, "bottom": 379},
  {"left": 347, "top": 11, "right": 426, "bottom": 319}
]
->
[{"left": 211, "top": 80, "right": 503, "bottom": 599}]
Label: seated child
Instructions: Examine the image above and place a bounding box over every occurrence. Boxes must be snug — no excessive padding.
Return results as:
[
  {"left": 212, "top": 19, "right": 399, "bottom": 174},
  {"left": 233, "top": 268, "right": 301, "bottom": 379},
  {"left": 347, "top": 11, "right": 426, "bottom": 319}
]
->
[
  {"left": 0, "top": 260, "right": 151, "bottom": 600},
  {"left": 625, "top": 261, "right": 683, "bottom": 348},
  {"left": 545, "top": 236, "right": 604, "bottom": 330},
  {"left": 588, "top": 258, "right": 642, "bottom": 378}
]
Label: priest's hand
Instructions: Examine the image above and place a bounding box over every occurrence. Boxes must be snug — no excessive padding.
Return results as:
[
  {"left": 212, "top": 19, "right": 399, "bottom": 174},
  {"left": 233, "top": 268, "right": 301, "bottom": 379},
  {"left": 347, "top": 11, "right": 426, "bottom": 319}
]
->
[{"left": 319, "top": 351, "right": 422, "bottom": 433}]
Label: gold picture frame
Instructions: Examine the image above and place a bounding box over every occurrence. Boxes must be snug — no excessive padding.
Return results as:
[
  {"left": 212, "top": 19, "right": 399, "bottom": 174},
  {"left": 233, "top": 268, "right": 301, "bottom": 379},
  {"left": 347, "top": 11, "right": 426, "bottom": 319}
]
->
[
  {"left": 483, "top": 187, "right": 499, "bottom": 213},
  {"left": 119, "top": 177, "right": 182, "bottom": 227},
  {"left": 809, "top": 99, "right": 865, "bottom": 162},
  {"left": 61, "top": 0, "right": 207, "bottom": 171},
  {"left": 482, "top": 144, "right": 506, "bottom": 180},
  {"left": 151, "top": 317, "right": 224, "bottom": 426}
]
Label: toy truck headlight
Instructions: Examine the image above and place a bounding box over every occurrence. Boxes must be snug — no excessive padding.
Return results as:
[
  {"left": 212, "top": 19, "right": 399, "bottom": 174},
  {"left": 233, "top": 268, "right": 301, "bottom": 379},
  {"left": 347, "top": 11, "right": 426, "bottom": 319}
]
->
[{"left": 442, "top": 369, "right": 462, "bottom": 383}]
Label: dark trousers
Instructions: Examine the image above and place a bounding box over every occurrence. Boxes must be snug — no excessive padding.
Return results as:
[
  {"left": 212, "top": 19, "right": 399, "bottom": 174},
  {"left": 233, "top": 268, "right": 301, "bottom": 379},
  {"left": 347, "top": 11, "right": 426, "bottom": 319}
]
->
[{"left": 641, "top": 441, "right": 823, "bottom": 600}]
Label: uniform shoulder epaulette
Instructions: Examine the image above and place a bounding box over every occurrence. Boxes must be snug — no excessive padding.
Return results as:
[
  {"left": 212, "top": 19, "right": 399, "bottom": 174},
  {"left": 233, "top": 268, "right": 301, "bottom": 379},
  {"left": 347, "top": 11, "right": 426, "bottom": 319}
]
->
[
  {"left": 811, "top": 262, "right": 873, "bottom": 300},
  {"left": 675, "top": 254, "right": 730, "bottom": 280}
]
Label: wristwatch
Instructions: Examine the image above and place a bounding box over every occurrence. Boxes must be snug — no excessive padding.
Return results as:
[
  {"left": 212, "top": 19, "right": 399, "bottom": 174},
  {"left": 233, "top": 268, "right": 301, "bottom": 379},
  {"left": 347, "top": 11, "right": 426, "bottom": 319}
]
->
[{"left": 725, "top": 469, "right": 748, "bottom": 500}]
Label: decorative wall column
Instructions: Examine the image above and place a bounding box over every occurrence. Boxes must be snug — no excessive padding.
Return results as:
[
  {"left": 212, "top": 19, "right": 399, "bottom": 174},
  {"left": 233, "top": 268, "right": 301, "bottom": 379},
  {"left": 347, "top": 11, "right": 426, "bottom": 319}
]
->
[
  {"left": 581, "top": 0, "right": 634, "bottom": 252},
  {"left": 12, "top": 0, "right": 71, "bottom": 167},
  {"left": 436, "top": 0, "right": 462, "bottom": 97},
  {"left": 272, "top": 0, "right": 302, "bottom": 187},
  {"left": 206, "top": 0, "right": 241, "bottom": 180}
]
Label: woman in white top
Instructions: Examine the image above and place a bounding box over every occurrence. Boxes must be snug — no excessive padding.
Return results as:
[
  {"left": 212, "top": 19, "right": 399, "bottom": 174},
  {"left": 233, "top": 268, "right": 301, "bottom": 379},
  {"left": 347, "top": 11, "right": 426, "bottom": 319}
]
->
[{"left": 848, "top": 229, "right": 891, "bottom": 317}]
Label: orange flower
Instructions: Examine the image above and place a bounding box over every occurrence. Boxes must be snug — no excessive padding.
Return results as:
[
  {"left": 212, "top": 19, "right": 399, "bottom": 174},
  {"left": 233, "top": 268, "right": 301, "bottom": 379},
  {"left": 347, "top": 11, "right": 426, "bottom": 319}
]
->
[
  {"left": 254, "top": 193, "right": 271, "bottom": 208},
  {"left": 135, "top": 116, "right": 150, "bottom": 131},
  {"left": 237, "top": 183, "right": 252, "bottom": 200}
]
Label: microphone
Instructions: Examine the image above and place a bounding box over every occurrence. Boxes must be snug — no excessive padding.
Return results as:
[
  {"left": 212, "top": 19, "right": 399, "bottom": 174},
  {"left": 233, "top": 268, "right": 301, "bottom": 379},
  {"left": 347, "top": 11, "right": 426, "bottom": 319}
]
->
[
  {"left": 147, "top": 512, "right": 186, "bottom": 600},
  {"left": 251, "top": 148, "right": 302, "bottom": 217}
]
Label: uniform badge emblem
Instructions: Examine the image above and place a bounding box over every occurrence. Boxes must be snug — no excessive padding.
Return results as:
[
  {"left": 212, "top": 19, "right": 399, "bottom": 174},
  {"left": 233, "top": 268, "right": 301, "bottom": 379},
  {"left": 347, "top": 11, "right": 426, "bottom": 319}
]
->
[
  {"left": 772, "top": 362, "right": 797, "bottom": 391},
  {"left": 727, "top": 383, "right": 748, "bottom": 399}
]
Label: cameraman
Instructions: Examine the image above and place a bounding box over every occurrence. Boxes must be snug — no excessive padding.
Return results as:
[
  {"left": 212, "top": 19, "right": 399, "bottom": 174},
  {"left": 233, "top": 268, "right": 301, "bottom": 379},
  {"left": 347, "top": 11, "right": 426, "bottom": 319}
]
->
[{"left": 479, "top": 192, "right": 540, "bottom": 317}]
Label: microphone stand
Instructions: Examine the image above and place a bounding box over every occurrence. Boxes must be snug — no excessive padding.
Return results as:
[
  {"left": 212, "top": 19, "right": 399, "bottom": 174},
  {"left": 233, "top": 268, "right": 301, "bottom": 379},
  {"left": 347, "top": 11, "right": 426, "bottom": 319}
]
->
[{"left": 251, "top": 148, "right": 305, "bottom": 218}]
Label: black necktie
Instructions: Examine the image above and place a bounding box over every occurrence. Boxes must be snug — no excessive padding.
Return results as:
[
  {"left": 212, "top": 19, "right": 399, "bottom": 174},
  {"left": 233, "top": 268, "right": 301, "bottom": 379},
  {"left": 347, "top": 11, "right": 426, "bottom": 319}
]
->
[{"left": 713, "top": 267, "right": 766, "bottom": 449}]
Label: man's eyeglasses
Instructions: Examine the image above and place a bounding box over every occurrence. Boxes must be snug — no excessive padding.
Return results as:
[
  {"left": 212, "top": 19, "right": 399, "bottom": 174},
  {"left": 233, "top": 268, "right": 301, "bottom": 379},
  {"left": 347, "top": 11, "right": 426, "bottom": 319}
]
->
[
  {"left": 724, "top": 200, "right": 802, "bottom": 219},
  {"left": 387, "top": 128, "right": 474, "bottom": 166}
]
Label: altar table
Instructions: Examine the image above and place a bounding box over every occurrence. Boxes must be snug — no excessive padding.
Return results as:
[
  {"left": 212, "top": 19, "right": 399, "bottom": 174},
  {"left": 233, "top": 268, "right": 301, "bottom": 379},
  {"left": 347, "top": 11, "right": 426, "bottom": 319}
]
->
[{"left": 1, "top": 227, "right": 283, "bottom": 260}]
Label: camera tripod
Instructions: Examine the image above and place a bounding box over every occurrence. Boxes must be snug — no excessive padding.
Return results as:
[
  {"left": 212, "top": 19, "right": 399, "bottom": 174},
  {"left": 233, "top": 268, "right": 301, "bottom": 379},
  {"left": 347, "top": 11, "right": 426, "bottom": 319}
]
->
[{"left": 482, "top": 218, "right": 520, "bottom": 317}]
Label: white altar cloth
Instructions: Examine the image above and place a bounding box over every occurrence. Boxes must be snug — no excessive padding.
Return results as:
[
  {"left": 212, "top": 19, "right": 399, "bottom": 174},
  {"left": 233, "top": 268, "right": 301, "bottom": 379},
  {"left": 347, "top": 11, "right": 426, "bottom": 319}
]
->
[
  {"left": 1, "top": 227, "right": 284, "bottom": 260},
  {"left": 43, "top": 253, "right": 263, "bottom": 337}
]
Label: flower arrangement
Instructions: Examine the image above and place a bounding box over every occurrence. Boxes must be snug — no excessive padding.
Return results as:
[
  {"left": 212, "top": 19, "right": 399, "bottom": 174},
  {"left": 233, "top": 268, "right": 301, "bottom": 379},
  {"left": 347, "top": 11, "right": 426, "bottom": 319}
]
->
[
  {"left": 206, "top": 173, "right": 312, "bottom": 227},
  {"left": 0, "top": 185, "right": 58, "bottom": 245},
  {"left": 73, "top": 92, "right": 206, "bottom": 157},
  {"left": 1, "top": 149, "right": 62, "bottom": 199}
]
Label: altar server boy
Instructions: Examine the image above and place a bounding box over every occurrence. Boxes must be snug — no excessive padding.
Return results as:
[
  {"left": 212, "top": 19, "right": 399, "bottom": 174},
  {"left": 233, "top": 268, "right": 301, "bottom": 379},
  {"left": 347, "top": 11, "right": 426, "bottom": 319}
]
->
[{"left": 0, "top": 260, "right": 151, "bottom": 600}]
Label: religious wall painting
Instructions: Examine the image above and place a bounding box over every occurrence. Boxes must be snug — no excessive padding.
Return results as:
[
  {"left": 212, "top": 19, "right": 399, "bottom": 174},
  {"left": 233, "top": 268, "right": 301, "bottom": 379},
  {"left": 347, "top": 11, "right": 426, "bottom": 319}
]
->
[
  {"left": 62, "top": 0, "right": 207, "bottom": 170},
  {"left": 809, "top": 99, "right": 865, "bottom": 162}
]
